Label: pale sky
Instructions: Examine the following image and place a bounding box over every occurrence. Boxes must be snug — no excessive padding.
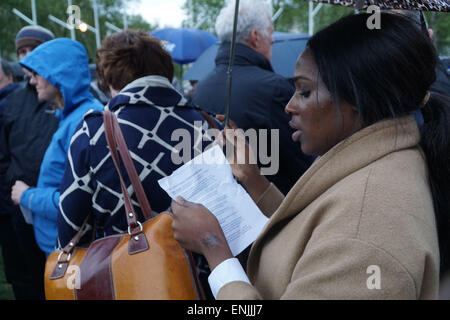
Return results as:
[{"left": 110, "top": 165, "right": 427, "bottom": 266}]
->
[{"left": 126, "top": 0, "right": 187, "bottom": 28}]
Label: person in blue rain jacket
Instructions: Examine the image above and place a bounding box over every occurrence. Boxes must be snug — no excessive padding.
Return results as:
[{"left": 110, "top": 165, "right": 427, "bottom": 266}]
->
[{"left": 10, "top": 38, "right": 104, "bottom": 255}]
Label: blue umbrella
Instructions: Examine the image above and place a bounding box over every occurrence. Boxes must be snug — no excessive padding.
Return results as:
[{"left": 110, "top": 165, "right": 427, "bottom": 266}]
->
[
  {"left": 151, "top": 28, "right": 219, "bottom": 64},
  {"left": 183, "top": 32, "right": 310, "bottom": 80}
]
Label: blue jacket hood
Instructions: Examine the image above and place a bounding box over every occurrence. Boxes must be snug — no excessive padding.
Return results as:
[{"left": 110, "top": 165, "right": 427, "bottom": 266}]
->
[{"left": 20, "top": 38, "right": 93, "bottom": 118}]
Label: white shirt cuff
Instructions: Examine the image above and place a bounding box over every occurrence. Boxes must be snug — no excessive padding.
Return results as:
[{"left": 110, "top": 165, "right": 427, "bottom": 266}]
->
[{"left": 208, "top": 258, "right": 250, "bottom": 299}]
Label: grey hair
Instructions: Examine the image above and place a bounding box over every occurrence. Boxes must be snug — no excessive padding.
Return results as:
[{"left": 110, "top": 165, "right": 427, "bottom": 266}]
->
[{"left": 215, "top": 0, "right": 273, "bottom": 44}]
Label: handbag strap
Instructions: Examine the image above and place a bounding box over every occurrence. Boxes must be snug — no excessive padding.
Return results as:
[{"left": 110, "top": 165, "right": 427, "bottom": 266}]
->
[
  {"left": 61, "top": 214, "right": 91, "bottom": 255},
  {"left": 103, "top": 110, "right": 154, "bottom": 224},
  {"left": 60, "top": 111, "right": 153, "bottom": 255}
]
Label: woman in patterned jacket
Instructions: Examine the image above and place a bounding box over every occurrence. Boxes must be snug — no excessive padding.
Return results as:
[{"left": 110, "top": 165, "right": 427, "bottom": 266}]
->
[{"left": 57, "top": 32, "right": 220, "bottom": 295}]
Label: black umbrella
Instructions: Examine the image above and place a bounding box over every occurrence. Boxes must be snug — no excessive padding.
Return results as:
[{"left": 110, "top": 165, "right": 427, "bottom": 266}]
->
[{"left": 306, "top": 0, "right": 449, "bottom": 11}]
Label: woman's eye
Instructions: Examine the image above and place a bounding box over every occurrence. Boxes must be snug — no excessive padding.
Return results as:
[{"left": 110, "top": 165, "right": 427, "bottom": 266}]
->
[{"left": 299, "top": 90, "right": 311, "bottom": 98}]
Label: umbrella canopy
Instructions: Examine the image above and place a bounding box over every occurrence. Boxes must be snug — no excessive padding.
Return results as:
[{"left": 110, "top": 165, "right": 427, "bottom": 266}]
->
[
  {"left": 183, "top": 32, "right": 310, "bottom": 81},
  {"left": 306, "top": 0, "right": 449, "bottom": 11},
  {"left": 151, "top": 28, "right": 219, "bottom": 64}
]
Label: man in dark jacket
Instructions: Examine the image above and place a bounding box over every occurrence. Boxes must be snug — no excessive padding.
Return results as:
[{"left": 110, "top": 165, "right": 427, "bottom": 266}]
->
[
  {"left": 0, "top": 59, "right": 20, "bottom": 235},
  {"left": 0, "top": 60, "right": 19, "bottom": 105},
  {"left": 0, "top": 61, "right": 21, "bottom": 296},
  {"left": 192, "top": 0, "right": 313, "bottom": 195},
  {"left": 0, "top": 25, "right": 58, "bottom": 300}
]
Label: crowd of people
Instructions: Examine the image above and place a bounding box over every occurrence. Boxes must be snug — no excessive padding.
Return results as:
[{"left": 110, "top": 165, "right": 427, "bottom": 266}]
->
[{"left": 0, "top": 0, "right": 449, "bottom": 300}]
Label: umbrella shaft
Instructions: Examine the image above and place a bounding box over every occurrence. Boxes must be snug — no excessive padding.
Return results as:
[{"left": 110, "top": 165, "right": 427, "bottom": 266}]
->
[{"left": 224, "top": 0, "right": 240, "bottom": 128}]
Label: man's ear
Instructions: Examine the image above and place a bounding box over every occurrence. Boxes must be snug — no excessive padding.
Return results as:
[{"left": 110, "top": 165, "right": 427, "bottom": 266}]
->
[
  {"left": 247, "top": 29, "right": 259, "bottom": 49},
  {"left": 428, "top": 28, "right": 434, "bottom": 40}
]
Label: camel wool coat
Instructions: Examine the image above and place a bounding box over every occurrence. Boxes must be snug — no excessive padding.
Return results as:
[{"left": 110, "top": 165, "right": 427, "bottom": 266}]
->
[{"left": 218, "top": 115, "right": 439, "bottom": 300}]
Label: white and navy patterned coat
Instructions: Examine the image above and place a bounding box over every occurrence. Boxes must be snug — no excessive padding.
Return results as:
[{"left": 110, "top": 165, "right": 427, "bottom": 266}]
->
[{"left": 57, "top": 76, "right": 220, "bottom": 248}]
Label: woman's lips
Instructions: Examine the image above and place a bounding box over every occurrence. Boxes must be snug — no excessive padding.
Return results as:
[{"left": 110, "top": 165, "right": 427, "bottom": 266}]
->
[
  {"left": 289, "top": 120, "right": 302, "bottom": 142},
  {"left": 292, "top": 130, "right": 302, "bottom": 142}
]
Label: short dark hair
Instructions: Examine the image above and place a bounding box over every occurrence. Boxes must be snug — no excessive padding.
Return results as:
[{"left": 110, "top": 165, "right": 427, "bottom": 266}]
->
[
  {"left": 96, "top": 30, "right": 174, "bottom": 93},
  {"left": 308, "top": 12, "right": 450, "bottom": 277}
]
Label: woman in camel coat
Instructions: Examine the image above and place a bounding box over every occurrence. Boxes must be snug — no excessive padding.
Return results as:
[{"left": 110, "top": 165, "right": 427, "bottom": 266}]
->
[{"left": 171, "top": 13, "right": 450, "bottom": 299}]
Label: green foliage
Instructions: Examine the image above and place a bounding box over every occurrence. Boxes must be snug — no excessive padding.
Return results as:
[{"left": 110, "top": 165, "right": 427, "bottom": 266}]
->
[
  {"left": 272, "top": 1, "right": 354, "bottom": 33},
  {"left": 0, "top": 248, "right": 14, "bottom": 300},
  {"left": 0, "top": 0, "right": 157, "bottom": 62},
  {"left": 425, "top": 11, "right": 450, "bottom": 56},
  {"left": 182, "top": 0, "right": 224, "bottom": 32}
]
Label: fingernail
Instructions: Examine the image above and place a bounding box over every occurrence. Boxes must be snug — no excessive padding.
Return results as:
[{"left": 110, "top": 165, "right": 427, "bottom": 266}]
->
[{"left": 173, "top": 196, "right": 185, "bottom": 206}]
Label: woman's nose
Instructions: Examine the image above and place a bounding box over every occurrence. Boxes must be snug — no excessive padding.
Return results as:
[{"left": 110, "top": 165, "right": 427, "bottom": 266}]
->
[{"left": 285, "top": 95, "right": 296, "bottom": 114}]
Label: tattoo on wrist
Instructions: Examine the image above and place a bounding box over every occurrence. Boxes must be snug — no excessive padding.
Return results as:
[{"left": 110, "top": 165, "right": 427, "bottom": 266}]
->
[{"left": 202, "top": 234, "right": 222, "bottom": 249}]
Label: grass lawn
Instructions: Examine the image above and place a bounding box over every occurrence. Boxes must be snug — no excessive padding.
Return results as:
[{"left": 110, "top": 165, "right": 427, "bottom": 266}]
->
[{"left": 0, "top": 248, "right": 15, "bottom": 300}]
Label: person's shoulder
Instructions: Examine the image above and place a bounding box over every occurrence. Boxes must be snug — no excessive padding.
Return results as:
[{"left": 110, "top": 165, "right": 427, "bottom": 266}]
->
[
  {"left": 2, "top": 81, "right": 38, "bottom": 118},
  {"left": 313, "top": 147, "right": 431, "bottom": 231},
  {"left": 58, "top": 106, "right": 102, "bottom": 141},
  {"left": 335, "top": 147, "right": 431, "bottom": 216},
  {"left": 11, "top": 79, "right": 29, "bottom": 91},
  {"left": 258, "top": 72, "right": 294, "bottom": 106},
  {"left": 82, "top": 107, "right": 103, "bottom": 120},
  {"left": 3, "top": 81, "right": 31, "bottom": 104},
  {"left": 244, "top": 66, "right": 294, "bottom": 94},
  {"left": 81, "top": 108, "right": 104, "bottom": 131},
  {"left": 65, "top": 97, "right": 104, "bottom": 122},
  {"left": 365, "top": 147, "right": 430, "bottom": 200},
  {"left": 78, "top": 97, "right": 104, "bottom": 114},
  {"left": 354, "top": 147, "right": 437, "bottom": 247}
]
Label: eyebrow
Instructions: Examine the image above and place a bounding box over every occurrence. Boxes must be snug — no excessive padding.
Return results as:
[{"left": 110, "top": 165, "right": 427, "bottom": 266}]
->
[
  {"left": 292, "top": 76, "right": 312, "bottom": 83},
  {"left": 292, "top": 75, "right": 312, "bottom": 83}
]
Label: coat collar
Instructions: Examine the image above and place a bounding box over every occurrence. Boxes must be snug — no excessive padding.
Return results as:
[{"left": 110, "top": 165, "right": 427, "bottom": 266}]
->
[
  {"left": 215, "top": 42, "right": 274, "bottom": 73},
  {"left": 106, "top": 75, "right": 190, "bottom": 111},
  {"left": 251, "top": 115, "right": 421, "bottom": 253}
]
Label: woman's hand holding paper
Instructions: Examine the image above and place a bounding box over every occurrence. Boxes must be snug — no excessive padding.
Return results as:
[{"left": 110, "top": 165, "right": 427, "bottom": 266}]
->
[{"left": 171, "top": 196, "right": 233, "bottom": 271}]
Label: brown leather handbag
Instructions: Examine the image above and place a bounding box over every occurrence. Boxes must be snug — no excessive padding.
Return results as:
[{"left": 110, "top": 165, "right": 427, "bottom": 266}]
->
[{"left": 44, "top": 110, "right": 204, "bottom": 300}]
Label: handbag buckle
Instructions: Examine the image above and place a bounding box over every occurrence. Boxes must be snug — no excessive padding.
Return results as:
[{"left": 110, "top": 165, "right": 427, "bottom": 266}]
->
[
  {"left": 127, "top": 221, "right": 143, "bottom": 236},
  {"left": 57, "top": 251, "right": 72, "bottom": 264}
]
